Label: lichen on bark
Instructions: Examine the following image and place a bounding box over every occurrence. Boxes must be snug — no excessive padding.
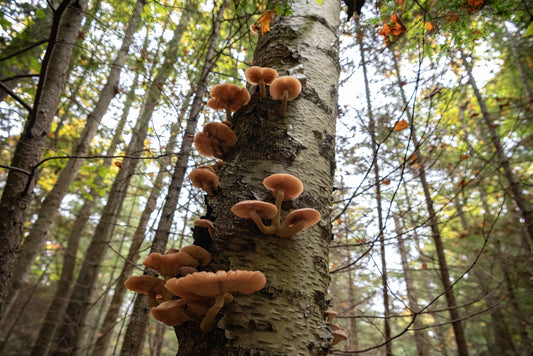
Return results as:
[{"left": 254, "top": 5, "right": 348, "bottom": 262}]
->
[{"left": 175, "top": 0, "right": 340, "bottom": 354}]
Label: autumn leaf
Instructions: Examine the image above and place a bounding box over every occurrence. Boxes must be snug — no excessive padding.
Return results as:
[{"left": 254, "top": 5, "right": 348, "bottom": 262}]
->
[
  {"left": 382, "top": 178, "right": 391, "bottom": 185},
  {"left": 114, "top": 161, "right": 122, "bottom": 169},
  {"left": 460, "top": 153, "right": 469, "bottom": 160},
  {"left": 254, "top": 10, "right": 276, "bottom": 35},
  {"left": 425, "top": 22, "right": 434, "bottom": 31},
  {"left": 394, "top": 119, "right": 409, "bottom": 131}
]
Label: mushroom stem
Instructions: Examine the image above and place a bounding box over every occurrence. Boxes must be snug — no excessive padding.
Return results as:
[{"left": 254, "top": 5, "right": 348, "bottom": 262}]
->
[
  {"left": 259, "top": 78, "right": 266, "bottom": 98},
  {"left": 147, "top": 292, "right": 159, "bottom": 308},
  {"left": 250, "top": 210, "right": 276, "bottom": 235},
  {"left": 272, "top": 189, "right": 285, "bottom": 228},
  {"left": 275, "top": 220, "right": 307, "bottom": 238},
  {"left": 280, "top": 90, "right": 289, "bottom": 116},
  {"left": 200, "top": 293, "right": 226, "bottom": 332},
  {"left": 225, "top": 103, "right": 232, "bottom": 122}
]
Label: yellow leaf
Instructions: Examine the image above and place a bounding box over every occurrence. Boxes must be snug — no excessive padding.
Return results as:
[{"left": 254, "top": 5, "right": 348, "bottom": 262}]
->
[
  {"left": 425, "top": 22, "right": 434, "bottom": 31},
  {"left": 255, "top": 10, "right": 276, "bottom": 34},
  {"left": 316, "top": 0, "right": 324, "bottom": 4},
  {"left": 394, "top": 119, "right": 409, "bottom": 131}
]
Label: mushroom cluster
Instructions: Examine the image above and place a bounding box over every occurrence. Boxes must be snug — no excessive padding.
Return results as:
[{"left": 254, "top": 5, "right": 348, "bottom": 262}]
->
[
  {"left": 232, "top": 173, "right": 321, "bottom": 238},
  {"left": 124, "top": 245, "right": 266, "bottom": 331},
  {"left": 326, "top": 310, "right": 347, "bottom": 346}
]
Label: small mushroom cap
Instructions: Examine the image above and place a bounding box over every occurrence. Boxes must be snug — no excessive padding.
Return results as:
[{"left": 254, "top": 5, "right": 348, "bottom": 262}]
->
[
  {"left": 326, "top": 310, "right": 338, "bottom": 323},
  {"left": 203, "top": 122, "right": 237, "bottom": 150},
  {"left": 189, "top": 168, "right": 219, "bottom": 194},
  {"left": 245, "top": 66, "right": 279, "bottom": 85},
  {"left": 263, "top": 173, "right": 303, "bottom": 201},
  {"left": 331, "top": 329, "right": 348, "bottom": 345},
  {"left": 194, "top": 219, "right": 215, "bottom": 229},
  {"left": 209, "top": 84, "right": 250, "bottom": 112},
  {"left": 231, "top": 200, "right": 278, "bottom": 220},
  {"left": 143, "top": 251, "right": 198, "bottom": 277},
  {"left": 124, "top": 275, "right": 165, "bottom": 295},
  {"left": 284, "top": 208, "right": 321, "bottom": 228},
  {"left": 180, "top": 245, "right": 212, "bottom": 268},
  {"left": 151, "top": 299, "right": 191, "bottom": 326},
  {"left": 330, "top": 323, "right": 341, "bottom": 331},
  {"left": 165, "top": 270, "right": 266, "bottom": 299},
  {"left": 193, "top": 132, "right": 215, "bottom": 158},
  {"left": 269, "top": 76, "right": 302, "bottom": 101}
]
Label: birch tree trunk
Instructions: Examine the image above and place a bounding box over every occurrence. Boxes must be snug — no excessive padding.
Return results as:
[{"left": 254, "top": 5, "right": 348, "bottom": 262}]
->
[
  {"left": 172, "top": 0, "right": 340, "bottom": 353},
  {"left": 0, "top": 0, "right": 88, "bottom": 318},
  {"left": 4, "top": 0, "right": 146, "bottom": 315}
]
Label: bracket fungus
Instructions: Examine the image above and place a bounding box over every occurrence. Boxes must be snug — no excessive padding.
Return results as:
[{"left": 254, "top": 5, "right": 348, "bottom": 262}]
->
[
  {"left": 165, "top": 270, "right": 266, "bottom": 331},
  {"left": 189, "top": 167, "right": 219, "bottom": 196},
  {"left": 331, "top": 329, "right": 348, "bottom": 346},
  {"left": 269, "top": 76, "right": 302, "bottom": 117},
  {"left": 207, "top": 83, "right": 250, "bottom": 121},
  {"left": 143, "top": 245, "right": 211, "bottom": 279},
  {"left": 245, "top": 66, "right": 279, "bottom": 98},
  {"left": 194, "top": 219, "right": 215, "bottom": 239},
  {"left": 263, "top": 173, "right": 304, "bottom": 226}
]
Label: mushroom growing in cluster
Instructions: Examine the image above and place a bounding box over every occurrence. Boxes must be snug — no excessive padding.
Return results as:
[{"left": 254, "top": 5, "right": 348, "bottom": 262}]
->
[
  {"left": 189, "top": 167, "right": 219, "bottom": 196},
  {"left": 269, "top": 76, "right": 302, "bottom": 117},
  {"left": 165, "top": 270, "right": 266, "bottom": 331},
  {"left": 194, "top": 122, "right": 237, "bottom": 159},
  {"left": 231, "top": 173, "right": 320, "bottom": 237},
  {"left": 245, "top": 66, "right": 278, "bottom": 98},
  {"left": 207, "top": 83, "right": 250, "bottom": 121}
]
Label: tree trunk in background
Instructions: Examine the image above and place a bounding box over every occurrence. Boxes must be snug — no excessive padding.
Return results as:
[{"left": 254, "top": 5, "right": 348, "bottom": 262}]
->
[
  {"left": 463, "top": 55, "right": 533, "bottom": 243},
  {"left": 49, "top": 12, "right": 188, "bottom": 353},
  {"left": 173, "top": 0, "right": 340, "bottom": 352},
  {"left": 119, "top": 1, "right": 223, "bottom": 352},
  {"left": 0, "top": 0, "right": 88, "bottom": 319},
  {"left": 393, "top": 214, "right": 429, "bottom": 356},
  {"left": 5, "top": 0, "right": 146, "bottom": 316},
  {"left": 358, "top": 20, "right": 393, "bottom": 355}
]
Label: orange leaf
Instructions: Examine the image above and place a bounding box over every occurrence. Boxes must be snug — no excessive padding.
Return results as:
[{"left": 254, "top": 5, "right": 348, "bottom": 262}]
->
[
  {"left": 460, "top": 154, "right": 469, "bottom": 160},
  {"left": 255, "top": 10, "right": 276, "bottom": 34},
  {"left": 394, "top": 120, "right": 409, "bottom": 131},
  {"left": 382, "top": 178, "right": 391, "bottom": 185},
  {"left": 425, "top": 22, "right": 434, "bottom": 31},
  {"left": 114, "top": 161, "right": 122, "bottom": 169}
]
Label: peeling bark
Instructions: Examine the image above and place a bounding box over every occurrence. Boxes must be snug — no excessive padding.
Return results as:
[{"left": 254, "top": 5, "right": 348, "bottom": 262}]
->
[{"left": 173, "top": 0, "right": 340, "bottom": 353}]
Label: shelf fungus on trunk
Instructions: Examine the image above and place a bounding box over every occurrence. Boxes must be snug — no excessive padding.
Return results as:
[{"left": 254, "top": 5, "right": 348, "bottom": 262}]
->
[
  {"left": 269, "top": 76, "right": 302, "bottom": 117},
  {"left": 245, "top": 66, "right": 278, "bottom": 98},
  {"left": 207, "top": 83, "right": 250, "bottom": 121}
]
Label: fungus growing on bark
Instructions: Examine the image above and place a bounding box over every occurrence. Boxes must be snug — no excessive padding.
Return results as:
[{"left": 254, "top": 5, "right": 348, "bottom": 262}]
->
[
  {"left": 245, "top": 66, "right": 279, "bottom": 98},
  {"left": 208, "top": 84, "right": 250, "bottom": 121},
  {"left": 165, "top": 270, "right": 266, "bottom": 331},
  {"left": 326, "top": 310, "right": 338, "bottom": 323},
  {"left": 124, "top": 275, "right": 171, "bottom": 307},
  {"left": 331, "top": 329, "right": 348, "bottom": 346},
  {"left": 180, "top": 245, "right": 212, "bottom": 268},
  {"left": 143, "top": 251, "right": 198, "bottom": 279},
  {"left": 194, "top": 122, "right": 237, "bottom": 159},
  {"left": 194, "top": 219, "right": 215, "bottom": 239},
  {"left": 151, "top": 299, "right": 192, "bottom": 326},
  {"left": 263, "top": 173, "right": 303, "bottom": 226},
  {"left": 330, "top": 323, "right": 341, "bottom": 331},
  {"left": 269, "top": 76, "right": 302, "bottom": 116},
  {"left": 275, "top": 208, "right": 321, "bottom": 238},
  {"left": 231, "top": 200, "right": 278, "bottom": 234},
  {"left": 189, "top": 167, "right": 219, "bottom": 196}
]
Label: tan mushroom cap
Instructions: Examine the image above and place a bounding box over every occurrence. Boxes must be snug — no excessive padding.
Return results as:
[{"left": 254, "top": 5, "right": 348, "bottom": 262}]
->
[
  {"left": 209, "top": 84, "right": 250, "bottom": 112},
  {"left": 151, "top": 299, "right": 192, "bottom": 326},
  {"left": 245, "top": 66, "right": 279, "bottom": 85},
  {"left": 284, "top": 208, "right": 321, "bottom": 228},
  {"left": 263, "top": 173, "right": 303, "bottom": 201},
  {"left": 164, "top": 270, "right": 266, "bottom": 299},
  {"left": 194, "top": 219, "right": 215, "bottom": 229},
  {"left": 189, "top": 168, "right": 219, "bottom": 196},
  {"left": 203, "top": 122, "right": 237, "bottom": 150},
  {"left": 331, "top": 329, "right": 348, "bottom": 346},
  {"left": 269, "top": 76, "right": 302, "bottom": 101},
  {"left": 143, "top": 251, "right": 198, "bottom": 277},
  {"left": 193, "top": 132, "right": 215, "bottom": 158},
  {"left": 180, "top": 245, "right": 212, "bottom": 268},
  {"left": 326, "top": 310, "right": 338, "bottom": 323},
  {"left": 231, "top": 200, "right": 278, "bottom": 220},
  {"left": 330, "top": 323, "right": 341, "bottom": 331},
  {"left": 124, "top": 275, "right": 165, "bottom": 295}
]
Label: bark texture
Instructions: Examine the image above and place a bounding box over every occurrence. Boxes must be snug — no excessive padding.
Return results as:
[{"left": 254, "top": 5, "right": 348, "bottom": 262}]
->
[
  {"left": 173, "top": 0, "right": 340, "bottom": 353},
  {"left": 0, "top": 0, "right": 88, "bottom": 319}
]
